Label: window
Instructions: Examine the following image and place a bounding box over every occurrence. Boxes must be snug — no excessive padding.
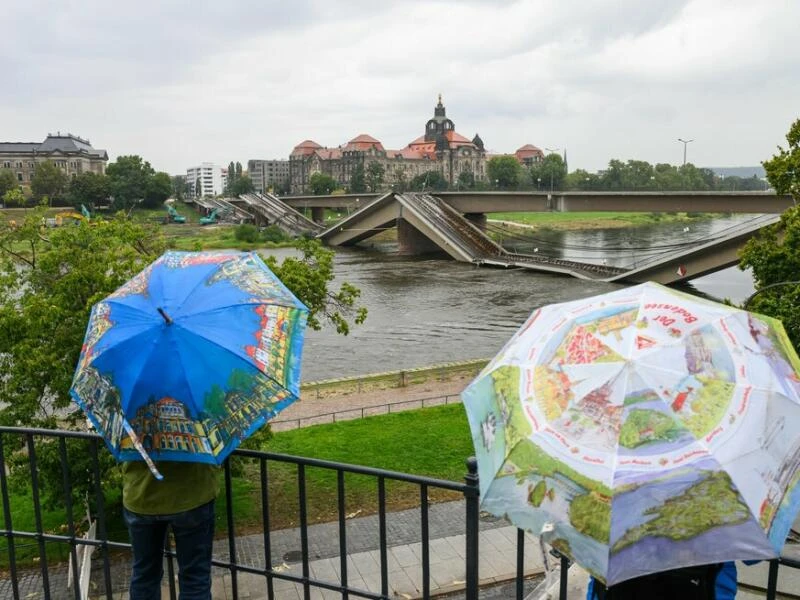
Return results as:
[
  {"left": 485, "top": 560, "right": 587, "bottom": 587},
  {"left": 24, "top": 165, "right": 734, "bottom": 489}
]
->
[
  {"left": 2, "top": 162, "right": 9, "bottom": 168},
  {"left": 17, "top": 173, "right": 23, "bottom": 181}
]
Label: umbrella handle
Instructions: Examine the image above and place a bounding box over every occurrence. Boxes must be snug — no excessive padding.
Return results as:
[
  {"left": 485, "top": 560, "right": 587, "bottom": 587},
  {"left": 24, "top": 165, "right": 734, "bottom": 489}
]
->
[{"left": 121, "top": 418, "right": 163, "bottom": 480}]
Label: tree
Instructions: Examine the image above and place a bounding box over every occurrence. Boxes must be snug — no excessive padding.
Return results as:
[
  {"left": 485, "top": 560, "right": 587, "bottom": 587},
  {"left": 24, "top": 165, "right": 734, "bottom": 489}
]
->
[
  {"left": 0, "top": 209, "right": 366, "bottom": 507},
  {"left": 738, "top": 119, "right": 800, "bottom": 350},
  {"left": 31, "top": 160, "right": 68, "bottom": 204},
  {"left": 106, "top": 155, "right": 156, "bottom": 210},
  {"left": 144, "top": 172, "right": 172, "bottom": 207},
  {"left": 309, "top": 172, "right": 338, "bottom": 195},
  {"left": 409, "top": 170, "right": 448, "bottom": 191},
  {"left": 565, "top": 169, "right": 600, "bottom": 191},
  {"left": 0, "top": 168, "right": 16, "bottom": 198},
  {"left": 349, "top": 163, "right": 366, "bottom": 193},
  {"left": 67, "top": 172, "right": 110, "bottom": 208},
  {"left": 230, "top": 175, "right": 255, "bottom": 196},
  {"left": 263, "top": 238, "right": 367, "bottom": 335},
  {"left": 2, "top": 188, "right": 25, "bottom": 207},
  {"left": 235, "top": 162, "right": 242, "bottom": 179},
  {"left": 487, "top": 156, "right": 522, "bottom": 189},
  {"left": 762, "top": 118, "right": 800, "bottom": 201},
  {"left": 457, "top": 170, "right": 475, "bottom": 190},
  {"left": 532, "top": 154, "right": 567, "bottom": 192},
  {"left": 366, "top": 161, "right": 385, "bottom": 192},
  {"left": 171, "top": 175, "right": 187, "bottom": 201}
]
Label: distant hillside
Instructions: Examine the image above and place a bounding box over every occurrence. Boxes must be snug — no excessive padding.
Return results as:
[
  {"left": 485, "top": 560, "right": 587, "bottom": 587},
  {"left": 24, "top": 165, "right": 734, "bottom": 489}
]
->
[{"left": 706, "top": 166, "right": 766, "bottom": 178}]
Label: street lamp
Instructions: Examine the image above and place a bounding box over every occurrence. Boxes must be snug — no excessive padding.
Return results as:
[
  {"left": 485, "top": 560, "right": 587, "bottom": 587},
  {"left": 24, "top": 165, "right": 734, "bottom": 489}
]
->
[
  {"left": 545, "top": 147, "right": 562, "bottom": 192},
  {"left": 677, "top": 138, "right": 694, "bottom": 166}
]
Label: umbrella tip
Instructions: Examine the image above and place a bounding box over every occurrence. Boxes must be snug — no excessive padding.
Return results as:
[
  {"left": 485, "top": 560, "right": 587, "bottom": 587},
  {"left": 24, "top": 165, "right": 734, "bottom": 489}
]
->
[{"left": 157, "top": 307, "right": 173, "bottom": 325}]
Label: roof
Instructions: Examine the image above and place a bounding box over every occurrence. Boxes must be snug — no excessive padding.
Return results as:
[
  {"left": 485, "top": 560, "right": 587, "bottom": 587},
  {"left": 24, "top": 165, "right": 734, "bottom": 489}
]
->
[
  {"left": 291, "top": 140, "right": 323, "bottom": 156},
  {"left": 516, "top": 144, "right": 544, "bottom": 159},
  {"left": 344, "top": 134, "right": 384, "bottom": 152},
  {"left": 445, "top": 131, "right": 474, "bottom": 146},
  {"left": 0, "top": 142, "right": 41, "bottom": 153},
  {"left": 0, "top": 134, "right": 107, "bottom": 158}
]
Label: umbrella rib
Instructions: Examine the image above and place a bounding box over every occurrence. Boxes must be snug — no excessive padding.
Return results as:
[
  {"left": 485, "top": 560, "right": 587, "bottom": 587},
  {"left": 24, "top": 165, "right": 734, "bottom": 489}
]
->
[{"left": 102, "top": 298, "right": 161, "bottom": 322}]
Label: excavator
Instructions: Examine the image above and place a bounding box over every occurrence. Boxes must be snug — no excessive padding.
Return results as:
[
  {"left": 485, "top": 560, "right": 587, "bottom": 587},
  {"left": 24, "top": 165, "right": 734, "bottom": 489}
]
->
[
  {"left": 166, "top": 205, "right": 186, "bottom": 223},
  {"left": 199, "top": 208, "right": 219, "bottom": 226}
]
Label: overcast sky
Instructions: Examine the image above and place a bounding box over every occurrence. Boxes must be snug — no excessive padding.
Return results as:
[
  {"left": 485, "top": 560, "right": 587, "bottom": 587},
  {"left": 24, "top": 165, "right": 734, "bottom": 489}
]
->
[{"left": 2, "top": 0, "right": 799, "bottom": 175}]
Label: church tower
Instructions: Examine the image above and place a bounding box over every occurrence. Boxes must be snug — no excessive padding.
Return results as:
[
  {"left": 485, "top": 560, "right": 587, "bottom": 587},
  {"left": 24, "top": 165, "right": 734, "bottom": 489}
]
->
[{"left": 424, "top": 94, "right": 456, "bottom": 145}]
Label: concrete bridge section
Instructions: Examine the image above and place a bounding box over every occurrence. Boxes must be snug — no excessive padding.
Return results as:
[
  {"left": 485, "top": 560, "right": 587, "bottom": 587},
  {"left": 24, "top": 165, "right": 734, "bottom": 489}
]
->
[
  {"left": 237, "top": 192, "right": 324, "bottom": 236},
  {"left": 318, "top": 193, "right": 627, "bottom": 280},
  {"left": 286, "top": 190, "right": 795, "bottom": 215},
  {"left": 316, "top": 192, "right": 785, "bottom": 284}
]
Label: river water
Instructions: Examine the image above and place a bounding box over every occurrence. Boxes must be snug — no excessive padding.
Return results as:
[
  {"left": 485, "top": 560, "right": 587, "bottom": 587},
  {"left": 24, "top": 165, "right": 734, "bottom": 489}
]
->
[{"left": 265, "top": 215, "right": 758, "bottom": 381}]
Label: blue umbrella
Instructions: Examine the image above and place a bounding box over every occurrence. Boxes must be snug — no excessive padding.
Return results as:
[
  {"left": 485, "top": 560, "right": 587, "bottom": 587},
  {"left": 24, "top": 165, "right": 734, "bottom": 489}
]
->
[{"left": 69, "top": 250, "right": 309, "bottom": 479}]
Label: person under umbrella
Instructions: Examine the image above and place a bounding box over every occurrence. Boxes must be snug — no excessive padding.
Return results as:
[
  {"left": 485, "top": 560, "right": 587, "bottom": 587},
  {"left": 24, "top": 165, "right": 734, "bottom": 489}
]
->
[
  {"left": 462, "top": 282, "right": 800, "bottom": 589},
  {"left": 70, "top": 250, "right": 309, "bottom": 599}
]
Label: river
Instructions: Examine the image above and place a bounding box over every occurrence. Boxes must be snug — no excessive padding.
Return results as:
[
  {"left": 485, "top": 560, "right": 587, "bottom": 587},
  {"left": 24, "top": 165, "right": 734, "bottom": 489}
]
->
[{"left": 265, "top": 215, "right": 758, "bottom": 381}]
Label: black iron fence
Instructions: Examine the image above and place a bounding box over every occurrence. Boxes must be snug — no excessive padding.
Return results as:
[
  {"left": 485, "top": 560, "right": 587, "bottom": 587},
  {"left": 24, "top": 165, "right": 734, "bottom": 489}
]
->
[{"left": 0, "top": 426, "right": 798, "bottom": 600}]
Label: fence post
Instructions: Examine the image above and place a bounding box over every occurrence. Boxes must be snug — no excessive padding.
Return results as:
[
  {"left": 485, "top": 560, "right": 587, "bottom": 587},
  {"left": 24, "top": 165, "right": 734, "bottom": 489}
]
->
[{"left": 465, "top": 457, "right": 480, "bottom": 600}]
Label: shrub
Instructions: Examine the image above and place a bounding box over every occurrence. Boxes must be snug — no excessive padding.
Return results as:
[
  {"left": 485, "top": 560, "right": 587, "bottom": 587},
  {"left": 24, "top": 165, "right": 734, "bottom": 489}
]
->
[
  {"left": 234, "top": 223, "right": 259, "bottom": 243},
  {"left": 261, "top": 225, "right": 288, "bottom": 243}
]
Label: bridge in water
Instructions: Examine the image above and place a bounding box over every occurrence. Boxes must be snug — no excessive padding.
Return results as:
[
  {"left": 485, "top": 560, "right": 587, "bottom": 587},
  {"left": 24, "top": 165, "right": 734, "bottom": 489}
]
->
[
  {"left": 295, "top": 191, "right": 792, "bottom": 284},
  {"left": 232, "top": 191, "right": 792, "bottom": 284}
]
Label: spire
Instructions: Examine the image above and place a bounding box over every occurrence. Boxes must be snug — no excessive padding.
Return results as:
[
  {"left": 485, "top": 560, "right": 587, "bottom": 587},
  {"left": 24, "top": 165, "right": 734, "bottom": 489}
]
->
[{"left": 434, "top": 94, "right": 446, "bottom": 118}]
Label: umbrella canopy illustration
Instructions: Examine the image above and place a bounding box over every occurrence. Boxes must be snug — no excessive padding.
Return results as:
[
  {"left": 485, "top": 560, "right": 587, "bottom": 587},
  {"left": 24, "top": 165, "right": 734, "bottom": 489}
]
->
[
  {"left": 462, "top": 282, "right": 800, "bottom": 586},
  {"left": 70, "top": 250, "right": 309, "bottom": 479}
]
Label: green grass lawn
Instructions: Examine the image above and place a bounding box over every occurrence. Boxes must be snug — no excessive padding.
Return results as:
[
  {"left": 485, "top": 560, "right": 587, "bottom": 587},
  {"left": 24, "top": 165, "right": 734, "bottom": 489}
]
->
[
  {"left": 489, "top": 211, "right": 714, "bottom": 230},
  {"left": 227, "top": 403, "right": 474, "bottom": 534}
]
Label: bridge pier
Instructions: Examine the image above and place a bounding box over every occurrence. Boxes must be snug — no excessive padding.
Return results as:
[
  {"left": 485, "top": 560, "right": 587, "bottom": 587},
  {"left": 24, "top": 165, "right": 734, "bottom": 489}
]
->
[
  {"left": 463, "top": 213, "right": 487, "bottom": 230},
  {"left": 311, "top": 207, "right": 325, "bottom": 224},
  {"left": 397, "top": 219, "right": 445, "bottom": 255}
]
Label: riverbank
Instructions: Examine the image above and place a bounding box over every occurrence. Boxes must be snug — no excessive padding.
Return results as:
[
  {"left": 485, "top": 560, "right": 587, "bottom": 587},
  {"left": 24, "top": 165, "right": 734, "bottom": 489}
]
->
[{"left": 277, "top": 359, "right": 486, "bottom": 429}]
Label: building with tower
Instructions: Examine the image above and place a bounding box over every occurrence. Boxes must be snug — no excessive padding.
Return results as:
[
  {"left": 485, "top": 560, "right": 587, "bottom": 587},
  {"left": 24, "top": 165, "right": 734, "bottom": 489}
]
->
[{"left": 288, "top": 96, "right": 488, "bottom": 194}]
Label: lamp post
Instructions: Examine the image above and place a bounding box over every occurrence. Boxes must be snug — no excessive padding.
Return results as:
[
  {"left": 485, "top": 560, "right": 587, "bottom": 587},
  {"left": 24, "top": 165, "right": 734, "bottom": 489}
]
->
[
  {"left": 545, "top": 147, "right": 562, "bottom": 192},
  {"left": 677, "top": 138, "right": 694, "bottom": 166}
]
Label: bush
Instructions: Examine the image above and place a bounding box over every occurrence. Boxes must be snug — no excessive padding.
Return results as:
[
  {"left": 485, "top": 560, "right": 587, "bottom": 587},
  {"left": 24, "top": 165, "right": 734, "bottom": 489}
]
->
[
  {"left": 261, "top": 225, "right": 288, "bottom": 243},
  {"left": 234, "top": 224, "right": 260, "bottom": 243}
]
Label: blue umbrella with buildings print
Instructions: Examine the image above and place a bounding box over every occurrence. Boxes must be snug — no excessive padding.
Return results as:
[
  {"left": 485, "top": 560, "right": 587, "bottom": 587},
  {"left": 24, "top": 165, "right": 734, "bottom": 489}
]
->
[{"left": 69, "top": 250, "right": 309, "bottom": 479}]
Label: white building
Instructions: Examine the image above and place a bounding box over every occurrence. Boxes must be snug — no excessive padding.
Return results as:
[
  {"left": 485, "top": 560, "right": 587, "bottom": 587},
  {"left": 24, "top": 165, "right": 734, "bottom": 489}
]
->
[{"left": 186, "top": 163, "right": 224, "bottom": 197}]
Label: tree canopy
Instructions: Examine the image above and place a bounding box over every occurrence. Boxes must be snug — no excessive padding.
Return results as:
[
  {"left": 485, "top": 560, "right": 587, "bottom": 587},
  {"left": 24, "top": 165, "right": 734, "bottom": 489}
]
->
[
  {"left": 409, "top": 170, "right": 448, "bottom": 192},
  {"left": 31, "top": 160, "right": 68, "bottom": 204},
  {"left": 487, "top": 156, "right": 523, "bottom": 189},
  {"left": 0, "top": 168, "right": 17, "bottom": 199},
  {"left": 349, "top": 163, "right": 366, "bottom": 193},
  {"left": 739, "top": 118, "right": 800, "bottom": 350},
  {"left": 309, "top": 172, "right": 338, "bottom": 195},
  {"left": 366, "top": 161, "right": 385, "bottom": 192},
  {"left": 67, "top": 172, "right": 110, "bottom": 208},
  {"left": 106, "top": 155, "right": 163, "bottom": 210}
]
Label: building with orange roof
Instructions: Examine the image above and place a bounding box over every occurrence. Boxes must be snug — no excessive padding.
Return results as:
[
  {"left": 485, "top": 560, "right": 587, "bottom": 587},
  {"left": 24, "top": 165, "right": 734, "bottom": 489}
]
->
[{"left": 288, "top": 96, "right": 490, "bottom": 194}]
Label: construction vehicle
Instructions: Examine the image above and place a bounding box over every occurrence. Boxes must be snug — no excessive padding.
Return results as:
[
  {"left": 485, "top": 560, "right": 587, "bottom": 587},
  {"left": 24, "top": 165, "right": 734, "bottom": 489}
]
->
[
  {"left": 167, "top": 205, "right": 187, "bottom": 224},
  {"left": 199, "top": 208, "right": 219, "bottom": 225}
]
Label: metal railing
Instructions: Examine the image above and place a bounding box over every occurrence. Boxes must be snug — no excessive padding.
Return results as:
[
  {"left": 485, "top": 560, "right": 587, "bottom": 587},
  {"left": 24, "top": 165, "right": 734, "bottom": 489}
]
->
[
  {"left": 0, "top": 426, "right": 797, "bottom": 599},
  {"left": 0, "top": 427, "right": 481, "bottom": 600},
  {"left": 271, "top": 393, "right": 463, "bottom": 432}
]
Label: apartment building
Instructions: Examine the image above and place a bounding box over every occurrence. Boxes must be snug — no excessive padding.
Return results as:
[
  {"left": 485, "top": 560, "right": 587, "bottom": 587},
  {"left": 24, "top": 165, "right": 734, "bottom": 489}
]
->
[
  {"left": 186, "top": 163, "right": 224, "bottom": 197},
  {"left": 247, "top": 159, "right": 290, "bottom": 193}
]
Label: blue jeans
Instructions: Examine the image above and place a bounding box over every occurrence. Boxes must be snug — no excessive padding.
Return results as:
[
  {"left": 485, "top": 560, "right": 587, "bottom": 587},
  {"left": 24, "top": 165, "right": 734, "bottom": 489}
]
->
[{"left": 124, "top": 500, "right": 215, "bottom": 600}]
